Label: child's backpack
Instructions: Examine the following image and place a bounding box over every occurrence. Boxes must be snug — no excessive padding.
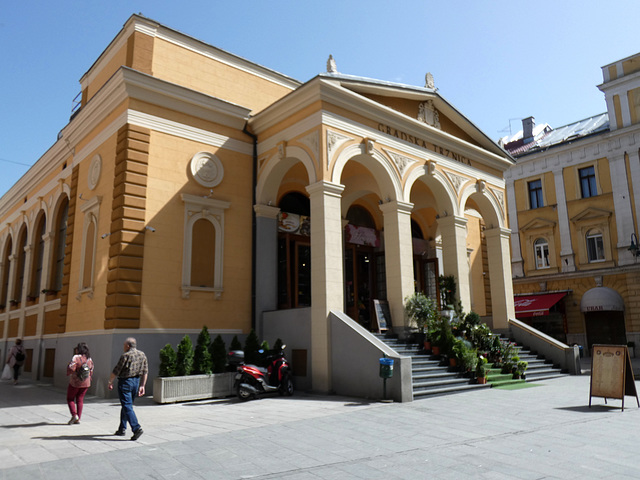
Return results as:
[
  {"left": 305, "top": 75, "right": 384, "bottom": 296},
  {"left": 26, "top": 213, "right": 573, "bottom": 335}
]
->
[{"left": 77, "top": 361, "right": 91, "bottom": 380}]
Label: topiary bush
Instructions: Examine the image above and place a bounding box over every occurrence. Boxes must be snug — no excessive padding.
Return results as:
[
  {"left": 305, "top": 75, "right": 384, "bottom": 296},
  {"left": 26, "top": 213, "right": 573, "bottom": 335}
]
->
[
  {"left": 176, "top": 335, "right": 194, "bottom": 376},
  {"left": 230, "top": 335, "right": 242, "bottom": 351},
  {"left": 193, "top": 326, "right": 213, "bottom": 374},
  {"left": 210, "top": 334, "right": 227, "bottom": 373},
  {"left": 158, "top": 343, "right": 177, "bottom": 377},
  {"left": 244, "top": 329, "right": 261, "bottom": 365}
]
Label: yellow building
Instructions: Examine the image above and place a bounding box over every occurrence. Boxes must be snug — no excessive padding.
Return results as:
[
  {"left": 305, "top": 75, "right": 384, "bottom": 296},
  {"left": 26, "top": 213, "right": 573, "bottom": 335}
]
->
[
  {"left": 504, "top": 52, "right": 640, "bottom": 355},
  {"left": 0, "top": 15, "right": 514, "bottom": 400}
]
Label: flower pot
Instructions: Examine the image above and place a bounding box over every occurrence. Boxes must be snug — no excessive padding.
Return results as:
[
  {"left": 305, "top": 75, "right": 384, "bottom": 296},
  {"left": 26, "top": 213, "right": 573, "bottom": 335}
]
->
[
  {"left": 477, "top": 377, "right": 487, "bottom": 385},
  {"left": 431, "top": 345, "right": 440, "bottom": 356},
  {"left": 423, "top": 340, "right": 431, "bottom": 351},
  {"left": 449, "top": 357, "right": 457, "bottom": 367}
]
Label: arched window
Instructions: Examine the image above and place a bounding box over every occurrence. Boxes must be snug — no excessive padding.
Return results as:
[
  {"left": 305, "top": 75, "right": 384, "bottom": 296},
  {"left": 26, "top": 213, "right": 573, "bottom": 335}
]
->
[
  {"left": 50, "top": 197, "right": 69, "bottom": 292},
  {"left": 1, "top": 237, "right": 12, "bottom": 307},
  {"left": 411, "top": 220, "right": 424, "bottom": 239},
  {"left": 278, "top": 192, "right": 310, "bottom": 216},
  {"left": 190, "top": 218, "right": 216, "bottom": 288},
  {"left": 79, "top": 196, "right": 101, "bottom": 295},
  {"left": 586, "top": 229, "right": 605, "bottom": 262},
  {"left": 346, "top": 205, "right": 375, "bottom": 228},
  {"left": 534, "top": 238, "right": 550, "bottom": 269},
  {"left": 181, "top": 194, "right": 229, "bottom": 299},
  {"left": 14, "top": 227, "right": 28, "bottom": 303},
  {"left": 30, "top": 214, "right": 46, "bottom": 297}
]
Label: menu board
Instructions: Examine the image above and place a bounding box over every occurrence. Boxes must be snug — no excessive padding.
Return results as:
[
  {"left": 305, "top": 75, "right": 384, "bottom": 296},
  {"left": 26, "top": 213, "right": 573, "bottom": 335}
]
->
[
  {"left": 589, "top": 345, "right": 638, "bottom": 411},
  {"left": 373, "top": 300, "right": 391, "bottom": 333}
]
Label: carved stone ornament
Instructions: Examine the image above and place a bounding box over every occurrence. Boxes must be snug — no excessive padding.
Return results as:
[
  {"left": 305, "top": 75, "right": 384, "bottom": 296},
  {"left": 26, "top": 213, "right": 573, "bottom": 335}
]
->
[
  {"left": 417, "top": 100, "right": 441, "bottom": 129},
  {"left": 327, "top": 55, "right": 338, "bottom": 73},
  {"left": 326, "top": 131, "right": 352, "bottom": 163},
  {"left": 365, "top": 138, "right": 375, "bottom": 155},
  {"left": 88, "top": 154, "right": 102, "bottom": 190},
  {"left": 489, "top": 187, "right": 505, "bottom": 213},
  {"left": 425, "top": 72, "right": 435, "bottom": 89},
  {"left": 385, "top": 149, "right": 415, "bottom": 177},
  {"left": 299, "top": 130, "right": 320, "bottom": 159},
  {"left": 190, "top": 151, "right": 224, "bottom": 188},
  {"left": 445, "top": 171, "right": 467, "bottom": 193},
  {"left": 476, "top": 179, "right": 486, "bottom": 194}
]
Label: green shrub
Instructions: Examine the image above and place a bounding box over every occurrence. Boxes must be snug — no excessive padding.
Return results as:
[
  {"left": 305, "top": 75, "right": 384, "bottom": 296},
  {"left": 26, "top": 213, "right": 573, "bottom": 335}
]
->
[
  {"left": 404, "top": 292, "right": 438, "bottom": 335},
  {"left": 210, "top": 334, "right": 227, "bottom": 373},
  {"left": 176, "top": 335, "right": 194, "bottom": 376},
  {"left": 230, "top": 335, "right": 242, "bottom": 351},
  {"left": 244, "top": 329, "right": 261, "bottom": 365},
  {"left": 158, "top": 343, "right": 177, "bottom": 377},
  {"left": 193, "top": 326, "right": 213, "bottom": 374}
]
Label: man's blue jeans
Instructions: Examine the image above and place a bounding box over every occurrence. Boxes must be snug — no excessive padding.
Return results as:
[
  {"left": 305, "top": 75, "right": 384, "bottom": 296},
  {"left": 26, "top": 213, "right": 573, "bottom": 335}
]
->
[{"left": 117, "top": 376, "right": 141, "bottom": 432}]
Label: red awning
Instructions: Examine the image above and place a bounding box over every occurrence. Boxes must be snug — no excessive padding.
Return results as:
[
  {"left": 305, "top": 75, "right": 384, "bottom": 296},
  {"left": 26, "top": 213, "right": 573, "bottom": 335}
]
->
[{"left": 514, "top": 292, "right": 567, "bottom": 318}]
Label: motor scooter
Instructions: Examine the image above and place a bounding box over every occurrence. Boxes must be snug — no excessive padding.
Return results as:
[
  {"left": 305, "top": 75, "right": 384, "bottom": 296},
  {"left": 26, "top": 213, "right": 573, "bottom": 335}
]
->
[{"left": 230, "top": 345, "right": 294, "bottom": 401}]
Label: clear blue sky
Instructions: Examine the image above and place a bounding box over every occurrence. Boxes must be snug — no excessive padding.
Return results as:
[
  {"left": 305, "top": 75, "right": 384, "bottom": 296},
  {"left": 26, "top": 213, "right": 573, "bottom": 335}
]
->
[{"left": 1, "top": 1, "right": 638, "bottom": 197}]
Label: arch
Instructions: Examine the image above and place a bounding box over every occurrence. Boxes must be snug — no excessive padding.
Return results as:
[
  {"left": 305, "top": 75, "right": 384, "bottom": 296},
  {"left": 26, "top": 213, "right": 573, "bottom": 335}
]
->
[
  {"left": 185, "top": 211, "right": 223, "bottom": 289},
  {"left": 405, "top": 164, "right": 458, "bottom": 217},
  {"left": 581, "top": 287, "right": 624, "bottom": 312},
  {"left": 331, "top": 144, "right": 402, "bottom": 202},
  {"left": 256, "top": 145, "right": 317, "bottom": 205},
  {"left": 459, "top": 182, "right": 504, "bottom": 229},
  {"left": 29, "top": 211, "right": 47, "bottom": 297},
  {"left": 0, "top": 234, "right": 12, "bottom": 307},
  {"left": 13, "top": 224, "right": 28, "bottom": 303},
  {"left": 49, "top": 195, "right": 69, "bottom": 292}
]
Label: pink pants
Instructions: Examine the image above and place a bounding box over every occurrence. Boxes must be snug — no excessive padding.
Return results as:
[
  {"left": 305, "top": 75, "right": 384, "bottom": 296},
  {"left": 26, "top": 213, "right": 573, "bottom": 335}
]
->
[{"left": 67, "top": 385, "right": 89, "bottom": 419}]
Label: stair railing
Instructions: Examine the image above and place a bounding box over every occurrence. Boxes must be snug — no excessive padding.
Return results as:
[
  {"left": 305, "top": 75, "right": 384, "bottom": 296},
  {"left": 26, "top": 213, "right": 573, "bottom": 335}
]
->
[{"left": 508, "top": 318, "right": 581, "bottom": 375}]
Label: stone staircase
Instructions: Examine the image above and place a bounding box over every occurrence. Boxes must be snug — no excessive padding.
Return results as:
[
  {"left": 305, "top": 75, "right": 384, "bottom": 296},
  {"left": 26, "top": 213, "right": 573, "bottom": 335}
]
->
[
  {"left": 374, "top": 334, "right": 489, "bottom": 398},
  {"left": 374, "top": 333, "right": 569, "bottom": 398}
]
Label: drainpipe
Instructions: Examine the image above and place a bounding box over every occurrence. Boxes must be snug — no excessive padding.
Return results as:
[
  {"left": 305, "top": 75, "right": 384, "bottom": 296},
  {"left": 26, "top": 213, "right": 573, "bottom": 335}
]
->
[{"left": 243, "top": 123, "right": 258, "bottom": 330}]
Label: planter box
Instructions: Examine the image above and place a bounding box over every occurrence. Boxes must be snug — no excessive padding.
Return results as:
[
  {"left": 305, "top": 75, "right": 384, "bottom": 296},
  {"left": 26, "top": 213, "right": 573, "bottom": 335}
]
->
[{"left": 153, "top": 372, "right": 235, "bottom": 404}]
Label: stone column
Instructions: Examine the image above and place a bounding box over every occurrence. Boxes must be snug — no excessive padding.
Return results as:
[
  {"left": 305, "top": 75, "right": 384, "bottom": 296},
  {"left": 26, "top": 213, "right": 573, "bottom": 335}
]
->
[
  {"left": 17, "top": 245, "right": 33, "bottom": 338},
  {"left": 505, "top": 175, "right": 524, "bottom": 277},
  {"left": 253, "top": 204, "right": 280, "bottom": 337},
  {"left": 379, "top": 200, "right": 414, "bottom": 333},
  {"left": 305, "top": 181, "right": 345, "bottom": 393},
  {"left": 35, "top": 232, "right": 54, "bottom": 336},
  {"left": 485, "top": 227, "right": 515, "bottom": 330},
  {"left": 553, "top": 168, "right": 575, "bottom": 272},
  {"left": 609, "top": 153, "right": 636, "bottom": 265},
  {"left": 437, "top": 215, "right": 471, "bottom": 312}
]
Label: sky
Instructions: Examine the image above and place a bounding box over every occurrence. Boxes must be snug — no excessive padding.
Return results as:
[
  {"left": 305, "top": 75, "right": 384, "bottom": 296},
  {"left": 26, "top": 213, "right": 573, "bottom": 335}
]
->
[{"left": 1, "top": 1, "right": 639, "bottom": 198}]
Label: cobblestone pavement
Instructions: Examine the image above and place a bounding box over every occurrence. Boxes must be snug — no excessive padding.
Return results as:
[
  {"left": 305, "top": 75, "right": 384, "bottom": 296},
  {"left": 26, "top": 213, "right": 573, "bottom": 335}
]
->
[{"left": 1, "top": 372, "right": 639, "bottom": 479}]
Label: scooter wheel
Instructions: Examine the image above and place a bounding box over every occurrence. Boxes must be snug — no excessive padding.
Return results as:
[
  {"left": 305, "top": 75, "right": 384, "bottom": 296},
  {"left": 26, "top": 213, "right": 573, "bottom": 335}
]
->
[
  {"left": 280, "top": 374, "right": 294, "bottom": 396},
  {"left": 237, "top": 384, "right": 253, "bottom": 401}
]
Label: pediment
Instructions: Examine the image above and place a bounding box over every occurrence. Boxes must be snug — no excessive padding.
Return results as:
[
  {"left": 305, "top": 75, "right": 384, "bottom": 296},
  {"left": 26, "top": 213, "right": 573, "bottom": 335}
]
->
[
  {"left": 570, "top": 207, "right": 611, "bottom": 223},
  {"left": 521, "top": 217, "right": 556, "bottom": 232}
]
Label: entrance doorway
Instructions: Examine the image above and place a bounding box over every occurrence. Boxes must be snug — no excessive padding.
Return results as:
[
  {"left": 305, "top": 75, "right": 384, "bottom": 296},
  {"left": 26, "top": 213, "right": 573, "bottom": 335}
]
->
[
  {"left": 345, "top": 245, "right": 385, "bottom": 330},
  {"left": 414, "top": 257, "right": 439, "bottom": 306},
  {"left": 585, "top": 311, "right": 627, "bottom": 352}
]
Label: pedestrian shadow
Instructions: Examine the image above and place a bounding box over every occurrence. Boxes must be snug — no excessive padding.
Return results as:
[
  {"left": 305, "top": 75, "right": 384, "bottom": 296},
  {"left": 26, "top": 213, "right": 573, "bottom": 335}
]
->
[
  {"left": 555, "top": 404, "right": 624, "bottom": 413},
  {"left": 1, "top": 422, "right": 67, "bottom": 428},
  {"left": 32, "top": 434, "right": 129, "bottom": 441}
]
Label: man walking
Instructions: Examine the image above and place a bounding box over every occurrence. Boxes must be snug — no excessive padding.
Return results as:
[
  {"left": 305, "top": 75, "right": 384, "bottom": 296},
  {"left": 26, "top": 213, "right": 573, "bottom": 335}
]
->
[{"left": 108, "top": 337, "right": 148, "bottom": 441}]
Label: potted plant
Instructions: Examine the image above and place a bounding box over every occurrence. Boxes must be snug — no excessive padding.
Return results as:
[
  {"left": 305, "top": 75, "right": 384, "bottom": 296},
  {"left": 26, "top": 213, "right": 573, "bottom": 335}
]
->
[
  {"left": 515, "top": 360, "right": 528, "bottom": 380},
  {"left": 404, "top": 292, "right": 437, "bottom": 350},
  {"left": 476, "top": 356, "right": 489, "bottom": 384}
]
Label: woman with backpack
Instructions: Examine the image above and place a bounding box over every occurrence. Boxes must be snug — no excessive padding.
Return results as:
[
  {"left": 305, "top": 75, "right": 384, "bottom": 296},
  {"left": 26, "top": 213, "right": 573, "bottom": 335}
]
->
[
  {"left": 66, "top": 342, "right": 94, "bottom": 425},
  {"left": 5, "top": 338, "right": 26, "bottom": 385}
]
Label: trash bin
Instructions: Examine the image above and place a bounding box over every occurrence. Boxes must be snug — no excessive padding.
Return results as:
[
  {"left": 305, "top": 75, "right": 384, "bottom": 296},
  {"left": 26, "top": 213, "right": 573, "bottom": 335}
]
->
[{"left": 379, "top": 357, "right": 394, "bottom": 378}]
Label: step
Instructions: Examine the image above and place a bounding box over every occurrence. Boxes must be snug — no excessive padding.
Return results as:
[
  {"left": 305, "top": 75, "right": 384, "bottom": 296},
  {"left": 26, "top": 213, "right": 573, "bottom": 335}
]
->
[{"left": 413, "top": 383, "right": 490, "bottom": 398}]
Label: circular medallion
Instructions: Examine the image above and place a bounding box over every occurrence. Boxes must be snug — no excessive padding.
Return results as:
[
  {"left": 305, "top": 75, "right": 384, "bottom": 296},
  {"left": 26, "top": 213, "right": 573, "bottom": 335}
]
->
[
  {"left": 88, "top": 154, "right": 102, "bottom": 190},
  {"left": 190, "top": 152, "right": 224, "bottom": 188}
]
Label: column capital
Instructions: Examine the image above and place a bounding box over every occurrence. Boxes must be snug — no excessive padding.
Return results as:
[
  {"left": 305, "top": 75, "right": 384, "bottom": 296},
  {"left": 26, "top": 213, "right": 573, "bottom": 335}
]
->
[
  {"left": 437, "top": 214, "right": 467, "bottom": 229},
  {"left": 306, "top": 181, "right": 344, "bottom": 198},
  {"left": 378, "top": 200, "right": 413, "bottom": 215},
  {"left": 253, "top": 204, "right": 280, "bottom": 219},
  {"left": 484, "top": 226, "right": 512, "bottom": 240}
]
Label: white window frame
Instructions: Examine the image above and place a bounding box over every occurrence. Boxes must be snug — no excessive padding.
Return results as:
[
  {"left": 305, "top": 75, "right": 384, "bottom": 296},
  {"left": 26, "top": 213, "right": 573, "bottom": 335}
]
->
[
  {"left": 534, "top": 238, "right": 550, "bottom": 269},
  {"left": 77, "top": 196, "right": 101, "bottom": 299},
  {"left": 586, "top": 230, "right": 605, "bottom": 263},
  {"left": 181, "top": 194, "right": 230, "bottom": 299}
]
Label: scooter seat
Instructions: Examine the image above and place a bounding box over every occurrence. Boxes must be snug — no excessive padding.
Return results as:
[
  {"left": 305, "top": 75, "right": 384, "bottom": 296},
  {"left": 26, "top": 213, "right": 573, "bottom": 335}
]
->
[{"left": 247, "top": 364, "right": 269, "bottom": 375}]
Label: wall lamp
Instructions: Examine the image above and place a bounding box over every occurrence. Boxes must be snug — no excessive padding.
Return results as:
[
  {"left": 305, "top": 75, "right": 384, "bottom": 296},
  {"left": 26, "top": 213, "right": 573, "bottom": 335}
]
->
[{"left": 629, "top": 233, "right": 640, "bottom": 257}]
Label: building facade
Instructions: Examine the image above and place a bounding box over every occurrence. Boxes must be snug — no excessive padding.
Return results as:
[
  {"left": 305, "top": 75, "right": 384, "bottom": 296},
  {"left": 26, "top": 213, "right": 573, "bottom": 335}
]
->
[
  {"left": 504, "top": 52, "right": 640, "bottom": 354},
  {"left": 0, "top": 15, "right": 514, "bottom": 398}
]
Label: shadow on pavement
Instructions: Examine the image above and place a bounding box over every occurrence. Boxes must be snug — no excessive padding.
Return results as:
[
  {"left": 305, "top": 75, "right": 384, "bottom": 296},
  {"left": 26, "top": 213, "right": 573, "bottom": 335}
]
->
[
  {"left": 32, "top": 434, "right": 132, "bottom": 442},
  {"left": 555, "top": 404, "right": 624, "bottom": 413}
]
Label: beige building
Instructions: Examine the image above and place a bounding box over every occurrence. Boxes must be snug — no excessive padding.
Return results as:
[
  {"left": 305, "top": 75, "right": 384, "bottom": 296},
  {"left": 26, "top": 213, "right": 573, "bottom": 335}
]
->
[
  {"left": 0, "top": 15, "right": 514, "bottom": 400},
  {"left": 504, "top": 52, "right": 640, "bottom": 355}
]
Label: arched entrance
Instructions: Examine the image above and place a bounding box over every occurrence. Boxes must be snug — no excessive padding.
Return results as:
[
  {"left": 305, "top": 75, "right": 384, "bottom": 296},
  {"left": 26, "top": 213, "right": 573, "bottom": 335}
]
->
[{"left": 581, "top": 287, "right": 626, "bottom": 351}]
